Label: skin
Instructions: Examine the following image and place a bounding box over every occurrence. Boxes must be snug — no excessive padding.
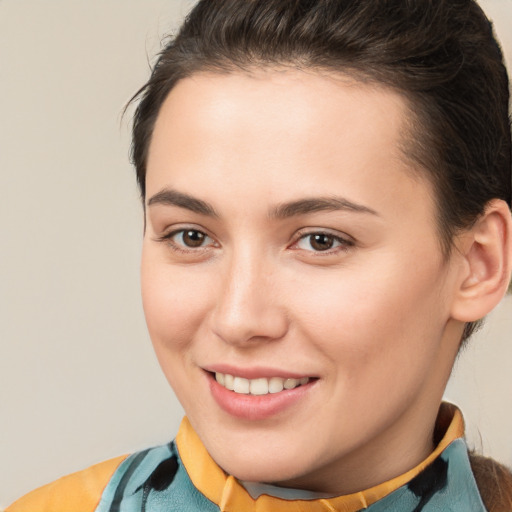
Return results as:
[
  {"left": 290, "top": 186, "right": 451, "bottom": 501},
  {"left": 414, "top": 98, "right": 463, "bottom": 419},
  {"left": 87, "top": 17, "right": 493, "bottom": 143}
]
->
[{"left": 141, "top": 69, "right": 470, "bottom": 494}]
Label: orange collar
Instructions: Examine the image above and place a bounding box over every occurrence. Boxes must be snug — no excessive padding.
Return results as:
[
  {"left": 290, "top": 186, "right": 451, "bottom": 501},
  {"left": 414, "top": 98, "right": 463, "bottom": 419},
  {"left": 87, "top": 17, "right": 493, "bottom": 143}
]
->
[{"left": 176, "top": 403, "right": 464, "bottom": 512}]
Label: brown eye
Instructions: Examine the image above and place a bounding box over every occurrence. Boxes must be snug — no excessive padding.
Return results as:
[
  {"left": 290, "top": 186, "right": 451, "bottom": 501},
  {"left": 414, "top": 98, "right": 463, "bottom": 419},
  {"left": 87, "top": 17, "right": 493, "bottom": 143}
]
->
[
  {"left": 295, "top": 232, "right": 351, "bottom": 253},
  {"left": 168, "top": 229, "right": 214, "bottom": 249},
  {"left": 182, "top": 230, "right": 206, "bottom": 247},
  {"left": 309, "top": 234, "right": 335, "bottom": 251}
]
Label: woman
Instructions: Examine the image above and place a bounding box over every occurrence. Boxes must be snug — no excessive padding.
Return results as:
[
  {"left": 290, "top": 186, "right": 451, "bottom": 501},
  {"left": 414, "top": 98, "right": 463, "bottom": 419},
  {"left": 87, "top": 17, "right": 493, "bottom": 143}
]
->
[{"left": 7, "top": 0, "right": 512, "bottom": 510}]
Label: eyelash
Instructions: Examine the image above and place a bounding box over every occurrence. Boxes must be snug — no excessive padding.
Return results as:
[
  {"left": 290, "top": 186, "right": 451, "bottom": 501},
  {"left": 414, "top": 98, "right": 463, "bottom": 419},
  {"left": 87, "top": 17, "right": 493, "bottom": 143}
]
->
[
  {"left": 291, "top": 229, "right": 354, "bottom": 254},
  {"left": 156, "top": 228, "right": 217, "bottom": 254},
  {"left": 156, "top": 228, "right": 354, "bottom": 255}
]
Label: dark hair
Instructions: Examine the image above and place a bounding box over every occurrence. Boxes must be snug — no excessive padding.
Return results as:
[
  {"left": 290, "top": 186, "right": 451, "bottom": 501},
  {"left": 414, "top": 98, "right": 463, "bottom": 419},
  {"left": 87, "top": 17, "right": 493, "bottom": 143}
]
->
[
  {"left": 129, "top": 1, "right": 512, "bottom": 507},
  {"left": 470, "top": 453, "right": 512, "bottom": 511},
  {"left": 130, "top": 0, "right": 511, "bottom": 341}
]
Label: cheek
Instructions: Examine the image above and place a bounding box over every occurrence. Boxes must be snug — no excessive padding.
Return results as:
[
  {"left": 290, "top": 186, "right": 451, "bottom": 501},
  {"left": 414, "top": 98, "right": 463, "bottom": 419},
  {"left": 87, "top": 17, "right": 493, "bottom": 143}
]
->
[
  {"left": 140, "top": 248, "right": 218, "bottom": 409},
  {"left": 290, "top": 254, "right": 448, "bottom": 377},
  {"left": 140, "top": 248, "right": 211, "bottom": 352}
]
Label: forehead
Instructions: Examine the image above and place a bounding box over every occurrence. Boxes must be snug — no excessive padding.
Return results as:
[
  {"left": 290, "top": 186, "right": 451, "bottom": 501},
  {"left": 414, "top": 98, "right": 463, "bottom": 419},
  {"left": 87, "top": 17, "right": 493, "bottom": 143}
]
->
[
  {"left": 149, "top": 68, "right": 411, "bottom": 169},
  {"left": 146, "top": 68, "right": 434, "bottom": 224}
]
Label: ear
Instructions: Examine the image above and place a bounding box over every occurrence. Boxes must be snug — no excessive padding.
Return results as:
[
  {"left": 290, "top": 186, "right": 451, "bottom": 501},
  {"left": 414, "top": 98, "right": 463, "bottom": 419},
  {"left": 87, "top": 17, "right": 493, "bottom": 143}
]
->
[{"left": 450, "top": 199, "right": 512, "bottom": 323}]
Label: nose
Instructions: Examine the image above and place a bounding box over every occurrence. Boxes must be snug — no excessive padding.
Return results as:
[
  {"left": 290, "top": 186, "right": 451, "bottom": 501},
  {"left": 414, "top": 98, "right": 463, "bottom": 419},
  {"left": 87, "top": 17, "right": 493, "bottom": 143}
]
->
[{"left": 210, "top": 250, "right": 289, "bottom": 347}]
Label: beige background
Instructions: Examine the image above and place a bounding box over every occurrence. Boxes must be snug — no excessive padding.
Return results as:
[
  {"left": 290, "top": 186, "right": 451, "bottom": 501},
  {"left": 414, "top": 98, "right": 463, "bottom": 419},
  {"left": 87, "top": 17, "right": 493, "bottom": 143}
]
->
[{"left": 1, "top": 0, "right": 511, "bottom": 506}]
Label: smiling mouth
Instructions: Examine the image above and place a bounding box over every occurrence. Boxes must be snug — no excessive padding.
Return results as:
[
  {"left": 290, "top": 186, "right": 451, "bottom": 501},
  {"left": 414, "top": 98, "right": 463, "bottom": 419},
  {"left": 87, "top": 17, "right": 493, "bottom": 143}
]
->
[{"left": 214, "top": 372, "right": 311, "bottom": 396}]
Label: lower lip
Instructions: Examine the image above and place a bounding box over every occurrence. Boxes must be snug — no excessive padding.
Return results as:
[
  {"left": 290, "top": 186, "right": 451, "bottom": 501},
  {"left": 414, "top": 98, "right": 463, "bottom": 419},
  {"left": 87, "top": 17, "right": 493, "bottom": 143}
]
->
[{"left": 207, "top": 373, "right": 315, "bottom": 421}]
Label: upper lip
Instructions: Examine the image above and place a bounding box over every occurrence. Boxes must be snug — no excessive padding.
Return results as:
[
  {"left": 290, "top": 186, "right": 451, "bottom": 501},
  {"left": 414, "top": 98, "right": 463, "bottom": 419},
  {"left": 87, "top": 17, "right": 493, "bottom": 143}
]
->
[{"left": 203, "top": 364, "right": 316, "bottom": 380}]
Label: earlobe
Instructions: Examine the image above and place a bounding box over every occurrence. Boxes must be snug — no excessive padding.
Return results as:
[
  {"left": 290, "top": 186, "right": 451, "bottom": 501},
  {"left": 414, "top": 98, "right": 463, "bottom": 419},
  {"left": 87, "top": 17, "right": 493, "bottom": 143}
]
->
[{"left": 450, "top": 199, "right": 512, "bottom": 323}]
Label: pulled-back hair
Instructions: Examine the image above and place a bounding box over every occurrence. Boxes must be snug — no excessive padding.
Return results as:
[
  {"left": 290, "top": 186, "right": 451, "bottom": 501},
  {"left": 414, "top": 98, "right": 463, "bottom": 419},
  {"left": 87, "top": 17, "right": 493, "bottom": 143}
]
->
[
  {"left": 129, "top": 3, "right": 512, "bottom": 505},
  {"left": 131, "top": 0, "right": 511, "bottom": 341}
]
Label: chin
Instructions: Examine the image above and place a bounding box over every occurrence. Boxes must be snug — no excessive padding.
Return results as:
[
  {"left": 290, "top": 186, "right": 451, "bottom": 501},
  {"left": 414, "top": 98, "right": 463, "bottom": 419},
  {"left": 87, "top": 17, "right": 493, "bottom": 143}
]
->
[{"left": 212, "top": 446, "right": 312, "bottom": 484}]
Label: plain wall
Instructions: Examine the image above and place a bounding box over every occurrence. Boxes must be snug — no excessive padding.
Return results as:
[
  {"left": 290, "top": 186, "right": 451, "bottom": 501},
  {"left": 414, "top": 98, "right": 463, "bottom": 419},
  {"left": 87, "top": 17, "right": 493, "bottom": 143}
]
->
[{"left": 1, "top": 0, "right": 511, "bottom": 506}]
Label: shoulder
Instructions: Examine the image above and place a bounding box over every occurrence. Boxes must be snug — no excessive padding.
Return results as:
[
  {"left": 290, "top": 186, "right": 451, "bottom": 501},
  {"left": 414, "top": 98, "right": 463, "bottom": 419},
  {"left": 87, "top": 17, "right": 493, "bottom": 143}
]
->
[{"left": 6, "top": 454, "right": 128, "bottom": 512}]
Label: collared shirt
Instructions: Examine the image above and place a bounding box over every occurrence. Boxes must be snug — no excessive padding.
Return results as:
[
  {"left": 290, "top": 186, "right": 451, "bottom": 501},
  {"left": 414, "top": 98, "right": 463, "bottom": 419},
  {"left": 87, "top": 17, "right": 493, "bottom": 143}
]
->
[{"left": 7, "top": 403, "right": 487, "bottom": 512}]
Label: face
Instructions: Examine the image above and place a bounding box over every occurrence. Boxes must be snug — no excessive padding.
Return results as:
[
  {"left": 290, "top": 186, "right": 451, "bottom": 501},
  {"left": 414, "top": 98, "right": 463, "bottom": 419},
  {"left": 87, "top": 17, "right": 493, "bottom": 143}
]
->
[{"left": 141, "top": 69, "right": 465, "bottom": 494}]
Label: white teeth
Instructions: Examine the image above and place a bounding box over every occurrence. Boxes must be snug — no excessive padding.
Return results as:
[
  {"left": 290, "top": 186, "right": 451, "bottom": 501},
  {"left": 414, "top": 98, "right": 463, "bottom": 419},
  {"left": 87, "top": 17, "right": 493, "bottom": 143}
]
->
[
  {"left": 233, "top": 377, "right": 250, "bottom": 394},
  {"left": 284, "top": 378, "right": 299, "bottom": 389},
  {"left": 268, "top": 377, "right": 284, "bottom": 393},
  {"left": 250, "top": 378, "right": 269, "bottom": 395},
  {"left": 224, "top": 374, "right": 235, "bottom": 391},
  {"left": 214, "top": 373, "right": 310, "bottom": 395}
]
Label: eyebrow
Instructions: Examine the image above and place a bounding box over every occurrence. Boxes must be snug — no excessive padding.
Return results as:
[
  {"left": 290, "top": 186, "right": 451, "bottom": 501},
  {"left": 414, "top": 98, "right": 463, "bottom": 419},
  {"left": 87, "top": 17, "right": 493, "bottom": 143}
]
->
[
  {"left": 147, "top": 188, "right": 378, "bottom": 219},
  {"left": 270, "top": 197, "right": 379, "bottom": 218},
  {"left": 147, "top": 189, "right": 219, "bottom": 217}
]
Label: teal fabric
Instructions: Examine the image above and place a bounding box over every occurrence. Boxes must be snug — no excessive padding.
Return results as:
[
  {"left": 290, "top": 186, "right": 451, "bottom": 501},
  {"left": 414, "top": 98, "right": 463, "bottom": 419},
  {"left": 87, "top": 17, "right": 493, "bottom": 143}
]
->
[
  {"left": 95, "top": 442, "right": 218, "bottom": 512},
  {"left": 95, "top": 438, "right": 486, "bottom": 511},
  {"left": 358, "top": 439, "right": 487, "bottom": 512}
]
